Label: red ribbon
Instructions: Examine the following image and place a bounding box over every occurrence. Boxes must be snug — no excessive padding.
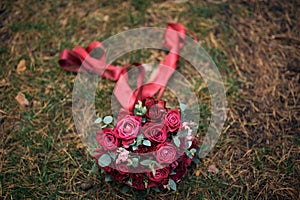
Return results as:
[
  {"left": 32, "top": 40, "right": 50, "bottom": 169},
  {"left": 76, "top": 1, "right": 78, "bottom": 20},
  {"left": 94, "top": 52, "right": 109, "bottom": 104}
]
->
[{"left": 59, "top": 23, "right": 187, "bottom": 110}]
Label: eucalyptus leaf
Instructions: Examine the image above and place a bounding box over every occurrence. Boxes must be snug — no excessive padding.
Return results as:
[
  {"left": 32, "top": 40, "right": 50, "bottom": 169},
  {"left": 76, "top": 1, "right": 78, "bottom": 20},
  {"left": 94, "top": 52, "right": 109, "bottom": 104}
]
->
[
  {"left": 121, "top": 186, "right": 130, "bottom": 193},
  {"left": 103, "top": 116, "right": 113, "bottom": 124},
  {"left": 170, "top": 171, "right": 176, "bottom": 175},
  {"left": 108, "top": 152, "right": 116, "bottom": 160},
  {"left": 105, "top": 173, "right": 112, "bottom": 182},
  {"left": 94, "top": 117, "right": 102, "bottom": 124},
  {"left": 152, "top": 187, "right": 160, "bottom": 192},
  {"left": 173, "top": 136, "right": 181, "bottom": 147},
  {"left": 177, "top": 129, "right": 188, "bottom": 137},
  {"left": 128, "top": 178, "right": 133, "bottom": 186},
  {"left": 140, "top": 159, "right": 152, "bottom": 166},
  {"left": 98, "top": 154, "right": 111, "bottom": 167},
  {"left": 101, "top": 124, "right": 107, "bottom": 129},
  {"left": 154, "top": 161, "right": 163, "bottom": 169},
  {"left": 169, "top": 179, "right": 177, "bottom": 191},
  {"left": 143, "top": 140, "right": 151, "bottom": 147},
  {"left": 132, "top": 158, "right": 139, "bottom": 168},
  {"left": 180, "top": 103, "right": 186, "bottom": 112},
  {"left": 185, "top": 150, "right": 193, "bottom": 159},
  {"left": 132, "top": 145, "right": 138, "bottom": 151},
  {"left": 190, "top": 148, "right": 197, "bottom": 153}
]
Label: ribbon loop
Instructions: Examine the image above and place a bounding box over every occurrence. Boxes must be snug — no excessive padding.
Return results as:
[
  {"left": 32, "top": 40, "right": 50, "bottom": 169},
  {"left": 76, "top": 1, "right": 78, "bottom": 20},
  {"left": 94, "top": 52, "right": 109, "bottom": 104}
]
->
[{"left": 58, "top": 23, "right": 187, "bottom": 110}]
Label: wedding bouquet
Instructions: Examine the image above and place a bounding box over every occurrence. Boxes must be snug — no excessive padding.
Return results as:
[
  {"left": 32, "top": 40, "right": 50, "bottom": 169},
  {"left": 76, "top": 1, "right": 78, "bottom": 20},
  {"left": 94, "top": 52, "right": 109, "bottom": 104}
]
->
[
  {"left": 59, "top": 23, "right": 200, "bottom": 191},
  {"left": 93, "top": 97, "right": 198, "bottom": 190}
]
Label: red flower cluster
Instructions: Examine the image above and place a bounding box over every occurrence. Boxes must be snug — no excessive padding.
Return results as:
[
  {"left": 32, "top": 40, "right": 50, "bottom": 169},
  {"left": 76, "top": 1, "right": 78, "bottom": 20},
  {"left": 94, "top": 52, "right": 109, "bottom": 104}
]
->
[{"left": 94, "top": 97, "right": 198, "bottom": 190}]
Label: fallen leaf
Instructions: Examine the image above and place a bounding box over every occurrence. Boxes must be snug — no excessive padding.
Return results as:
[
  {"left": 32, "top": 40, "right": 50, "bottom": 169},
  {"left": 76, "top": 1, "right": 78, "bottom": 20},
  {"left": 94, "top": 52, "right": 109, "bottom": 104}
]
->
[
  {"left": 15, "top": 92, "right": 29, "bottom": 107},
  {"left": 16, "top": 59, "right": 26, "bottom": 74},
  {"left": 80, "top": 182, "right": 93, "bottom": 191},
  {"left": 209, "top": 32, "right": 219, "bottom": 48},
  {"left": 103, "top": 15, "right": 109, "bottom": 22},
  {"left": 0, "top": 79, "right": 9, "bottom": 88},
  {"left": 195, "top": 169, "right": 201, "bottom": 176},
  {"left": 207, "top": 164, "right": 219, "bottom": 174}
]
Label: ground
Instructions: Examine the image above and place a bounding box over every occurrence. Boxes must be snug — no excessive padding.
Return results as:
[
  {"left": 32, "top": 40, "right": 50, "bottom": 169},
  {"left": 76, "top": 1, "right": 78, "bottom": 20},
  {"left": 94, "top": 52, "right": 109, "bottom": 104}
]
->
[{"left": 0, "top": 0, "right": 299, "bottom": 199}]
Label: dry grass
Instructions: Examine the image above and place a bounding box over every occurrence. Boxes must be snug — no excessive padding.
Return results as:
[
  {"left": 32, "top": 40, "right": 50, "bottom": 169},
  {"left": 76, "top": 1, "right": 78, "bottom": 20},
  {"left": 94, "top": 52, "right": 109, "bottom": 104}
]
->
[{"left": 0, "top": 0, "right": 299, "bottom": 199}]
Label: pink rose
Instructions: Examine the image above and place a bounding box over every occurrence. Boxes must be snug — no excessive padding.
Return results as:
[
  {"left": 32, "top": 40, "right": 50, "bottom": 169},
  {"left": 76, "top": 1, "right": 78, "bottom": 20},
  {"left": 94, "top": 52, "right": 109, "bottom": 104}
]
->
[
  {"left": 166, "top": 109, "right": 181, "bottom": 132},
  {"left": 116, "top": 115, "right": 141, "bottom": 146},
  {"left": 146, "top": 166, "right": 170, "bottom": 182},
  {"left": 142, "top": 123, "right": 167, "bottom": 143},
  {"left": 156, "top": 143, "right": 177, "bottom": 164},
  {"left": 96, "top": 128, "right": 119, "bottom": 150},
  {"left": 115, "top": 163, "right": 129, "bottom": 174}
]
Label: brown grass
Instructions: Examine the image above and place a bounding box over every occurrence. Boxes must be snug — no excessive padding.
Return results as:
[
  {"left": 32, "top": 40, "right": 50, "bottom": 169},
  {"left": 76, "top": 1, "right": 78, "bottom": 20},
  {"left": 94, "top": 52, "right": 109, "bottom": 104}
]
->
[{"left": 0, "top": 0, "right": 299, "bottom": 199}]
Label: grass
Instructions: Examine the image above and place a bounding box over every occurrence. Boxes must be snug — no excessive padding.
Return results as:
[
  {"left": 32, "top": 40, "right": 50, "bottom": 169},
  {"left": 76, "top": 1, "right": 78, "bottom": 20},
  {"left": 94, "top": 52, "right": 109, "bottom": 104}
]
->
[{"left": 1, "top": 0, "right": 299, "bottom": 199}]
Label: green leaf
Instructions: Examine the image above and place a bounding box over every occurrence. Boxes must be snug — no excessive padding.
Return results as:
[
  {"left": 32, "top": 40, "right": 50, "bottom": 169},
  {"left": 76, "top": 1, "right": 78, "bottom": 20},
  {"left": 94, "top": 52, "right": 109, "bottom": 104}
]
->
[
  {"left": 143, "top": 140, "right": 151, "bottom": 146},
  {"left": 98, "top": 154, "right": 111, "bottom": 167},
  {"left": 169, "top": 179, "right": 177, "bottom": 191},
  {"left": 192, "top": 158, "right": 201, "bottom": 164},
  {"left": 180, "top": 103, "right": 186, "bottom": 111},
  {"left": 152, "top": 187, "right": 160, "bottom": 192},
  {"left": 132, "top": 145, "right": 138, "bottom": 151},
  {"left": 154, "top": 161, "right": 163, "bottom": 169},
  {"left": 173, "top": 136, "right": 181, "bottom": 147},
  {"left": 150, "top": 164, "right": 156, "bottom": 176},
  {"left": 103, "top": 116, "right": 113, "bottom": 124},
  {"left": 128, "top": 178, "right": 132, "bottom": 186},
  {"left": 177, "top": 129, "right": 188, "bottom": 137},
  {"left": 105, "top": 173, "right": 112, "bottom": 182},
  {"left": 101, "top": 124, "right": 107, "bottom": 129},
  {"left": 88, "top": 162, "right": 99, "bottom": 176},
  {"left": 170, "top": 171, "right": 176, "bottom": 175},
  {"left": 189, "top": 148, "right": 197, "bottom": 156},
  {"left": 144, "top": 179, "right": 149, "bottom": 188},
  {"left": 137, "top": 134, "right": 144, "bottom": 140},
  {"left": 121, "top": 186, "right": 130, "bottom": 193},
  {"left": 108, "top": 152, "right": 116, "bottom": 160},
  {"left": 94, "top": 117, "right": 102, "bottom": 124},
  {"left": 140, "top": 159, "right": 152, "bottom": 166},
  {"left": 185, "top": 150, "right": 193, "bottom": 159},
  {"left": 131, "top": 158, "right": 139, "bottom": 168}
]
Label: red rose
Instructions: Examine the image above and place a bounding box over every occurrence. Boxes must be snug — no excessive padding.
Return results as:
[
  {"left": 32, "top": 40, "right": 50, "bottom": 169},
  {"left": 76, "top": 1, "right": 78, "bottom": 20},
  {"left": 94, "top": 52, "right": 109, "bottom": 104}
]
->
[
  {"left": 102, "top": 166, "right": 113, "bottom": 172},
  {"left": 144, "top": 98, "right": 167, "bottom": 121},
  {"left": 109, "top": 170, "right": 128, "bottom": 183},
  {"left": 131, "top": 179, "right": 146, "bottom": 190},
  {"left": 169, "top": 154, "right": 193, "bottom": 182},
  {"left": 166, "top": 109, "right": 181, "bottom": 132},
  {"left": 142, "top": 123, "right": 167, "bottom": 143},
  {"left": 116, "top": 115, "right": 141, "bottom": 146},
  {"left": 146, "top": 166, "right": 170, "bottom": 182},
  {"left": 129, "top": 173, "right": 144, "bottom": 181},
  {"left": 156, "top": 143, "right": 177, "bottom": 164},
  {"left": 96, "top": 128, "right": 119, "bottom": 150},
  {"left": 170, "top": 164, "right": 188, "bottom": 183},
  {"left": 143, "top": 97, "right": 156, "bottom": 109}
]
